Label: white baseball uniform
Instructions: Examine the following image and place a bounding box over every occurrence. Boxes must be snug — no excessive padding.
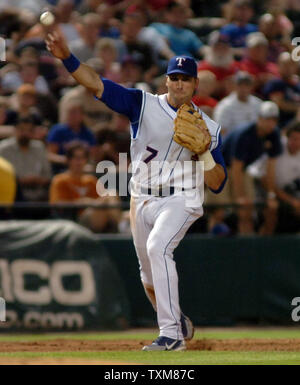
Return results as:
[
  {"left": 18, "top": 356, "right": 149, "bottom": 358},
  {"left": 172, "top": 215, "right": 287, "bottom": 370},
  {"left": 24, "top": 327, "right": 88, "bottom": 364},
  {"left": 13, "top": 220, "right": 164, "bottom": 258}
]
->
[{"left": 98, "top": 78, "right": 224, "bottom": 340}]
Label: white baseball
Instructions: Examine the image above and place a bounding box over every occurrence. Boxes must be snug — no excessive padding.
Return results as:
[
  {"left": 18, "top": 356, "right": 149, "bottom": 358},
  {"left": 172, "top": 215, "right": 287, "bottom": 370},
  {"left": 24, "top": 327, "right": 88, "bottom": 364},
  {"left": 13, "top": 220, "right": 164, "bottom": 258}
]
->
[{"left": 40, "top": 11, "right": 55, "bottom": 26}]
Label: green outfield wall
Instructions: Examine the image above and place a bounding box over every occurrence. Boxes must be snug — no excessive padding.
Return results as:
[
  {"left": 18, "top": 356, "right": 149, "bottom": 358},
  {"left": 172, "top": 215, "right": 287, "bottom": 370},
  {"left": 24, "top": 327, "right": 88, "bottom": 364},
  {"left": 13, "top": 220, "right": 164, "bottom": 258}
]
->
[
  {"left": 102, "top": 233, "right": 300, "bottom": 326},
  {"left": 0, "top": 220, "right": 299, "bottom": 330}
]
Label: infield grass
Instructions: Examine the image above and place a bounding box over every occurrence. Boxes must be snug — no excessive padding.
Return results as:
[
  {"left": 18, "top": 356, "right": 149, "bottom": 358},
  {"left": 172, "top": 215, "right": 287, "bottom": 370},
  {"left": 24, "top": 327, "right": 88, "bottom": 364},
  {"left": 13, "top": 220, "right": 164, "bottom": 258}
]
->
[
  {"left": 1, "top": 328, "right": 300, "bottom": 365},
  {"left": 1, "top": 350, "right": 300, "bottom": 365},
  {"left": 1, "top": 328, "right": 300, "bottom": 342}
]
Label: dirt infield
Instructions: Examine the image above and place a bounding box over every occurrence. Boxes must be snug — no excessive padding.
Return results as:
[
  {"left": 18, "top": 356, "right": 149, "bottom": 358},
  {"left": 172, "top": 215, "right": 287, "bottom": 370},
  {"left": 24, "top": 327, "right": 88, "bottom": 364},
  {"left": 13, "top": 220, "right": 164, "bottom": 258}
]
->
[{"left": 1, "top": 338, "right": 300, "bottom": 353}]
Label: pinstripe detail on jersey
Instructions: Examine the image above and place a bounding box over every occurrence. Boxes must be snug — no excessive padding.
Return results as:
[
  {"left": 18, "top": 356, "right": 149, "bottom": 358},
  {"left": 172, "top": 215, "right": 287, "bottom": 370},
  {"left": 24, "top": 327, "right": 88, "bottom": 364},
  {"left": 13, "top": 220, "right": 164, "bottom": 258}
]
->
[
  {"left": 157, "top": 96, "right": 175, "bottom": 121},
  {"left": 156, "top": 97, "right": 176, "bottom": 180},
  {"left": 131, "top": 91, "right": 146, "bottom": 140},
  {"left": 209, "top": 123, "right": 221, "bottom": 150},
  {"left": 215, "top": 124, "right": 221, "bottom": 148},
  {"left": 158, "top": 136, "right": 174, "bottom": 178},
  {"left": 166, "top": 147, "right": 184, "bottom": 183}
]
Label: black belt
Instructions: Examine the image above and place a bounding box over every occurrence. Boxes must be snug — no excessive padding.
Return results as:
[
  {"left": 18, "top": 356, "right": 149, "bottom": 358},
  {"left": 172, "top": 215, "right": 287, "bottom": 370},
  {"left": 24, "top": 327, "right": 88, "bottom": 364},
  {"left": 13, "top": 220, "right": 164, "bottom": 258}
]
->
[{"left": 141, "top": 186, "right": 185, "bottom": 197}]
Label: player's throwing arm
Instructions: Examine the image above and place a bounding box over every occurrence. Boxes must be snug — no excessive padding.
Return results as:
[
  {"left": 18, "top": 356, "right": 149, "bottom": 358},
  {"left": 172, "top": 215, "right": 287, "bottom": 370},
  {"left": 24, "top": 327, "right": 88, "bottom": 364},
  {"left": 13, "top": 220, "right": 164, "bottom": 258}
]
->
[{"left": 45, "top": 31, "right": 104, "bottom": 99}]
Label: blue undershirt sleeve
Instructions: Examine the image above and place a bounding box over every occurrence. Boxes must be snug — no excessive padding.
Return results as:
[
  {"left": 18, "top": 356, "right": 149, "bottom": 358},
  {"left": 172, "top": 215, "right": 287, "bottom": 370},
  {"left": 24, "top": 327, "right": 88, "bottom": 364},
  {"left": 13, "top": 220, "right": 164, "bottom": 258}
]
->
[
  {"left": 97, "top": 78, "right": 143, "bottom": 124},
  {"left": 209, "top": 135, "right": 228, "bottom": 194}
]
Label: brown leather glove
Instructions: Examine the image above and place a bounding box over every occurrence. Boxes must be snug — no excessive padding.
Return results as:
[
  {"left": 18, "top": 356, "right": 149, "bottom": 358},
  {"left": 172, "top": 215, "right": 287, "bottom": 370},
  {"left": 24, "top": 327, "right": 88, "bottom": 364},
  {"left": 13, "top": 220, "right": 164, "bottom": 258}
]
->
[{"left": 173, "top": 104, "right": 211, "bottom": 154}]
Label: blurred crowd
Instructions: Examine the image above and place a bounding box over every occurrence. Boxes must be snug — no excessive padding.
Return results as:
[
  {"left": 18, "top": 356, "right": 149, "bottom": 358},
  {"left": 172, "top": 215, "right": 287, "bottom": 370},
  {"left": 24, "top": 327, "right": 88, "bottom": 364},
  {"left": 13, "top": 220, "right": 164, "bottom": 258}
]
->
[{"left": 0, "top": 0, "right": 299, "bottom": 235}]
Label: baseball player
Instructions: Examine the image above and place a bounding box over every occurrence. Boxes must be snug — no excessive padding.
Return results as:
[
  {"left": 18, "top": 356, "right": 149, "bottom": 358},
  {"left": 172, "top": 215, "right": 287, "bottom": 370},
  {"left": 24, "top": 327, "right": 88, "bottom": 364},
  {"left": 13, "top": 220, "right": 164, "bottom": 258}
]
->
[{"left": 46, "top": 31, "right": 227, "bottom": 351}]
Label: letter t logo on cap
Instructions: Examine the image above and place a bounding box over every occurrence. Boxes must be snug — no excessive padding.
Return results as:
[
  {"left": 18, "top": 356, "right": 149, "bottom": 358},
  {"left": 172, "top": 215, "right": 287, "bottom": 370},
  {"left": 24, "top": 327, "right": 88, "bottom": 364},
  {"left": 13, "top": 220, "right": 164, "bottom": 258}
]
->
[{"left": 176, "top": 57, "right": 186, "bottom": 67}]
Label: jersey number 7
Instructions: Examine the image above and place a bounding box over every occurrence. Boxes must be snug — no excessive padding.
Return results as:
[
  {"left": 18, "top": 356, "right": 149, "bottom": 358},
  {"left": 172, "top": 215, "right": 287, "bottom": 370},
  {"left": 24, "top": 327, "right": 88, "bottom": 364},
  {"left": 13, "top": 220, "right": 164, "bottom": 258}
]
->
[{"left": 144, "top": 146, "right": 158, "bottom": 163}]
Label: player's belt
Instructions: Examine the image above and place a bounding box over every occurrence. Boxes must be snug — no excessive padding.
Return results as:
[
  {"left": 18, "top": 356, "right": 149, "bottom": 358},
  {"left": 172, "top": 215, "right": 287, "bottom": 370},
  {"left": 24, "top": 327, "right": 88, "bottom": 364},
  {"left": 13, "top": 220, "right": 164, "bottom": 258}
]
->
[{"left": 141, "top": 186, "right": 185, "bottom": 197}]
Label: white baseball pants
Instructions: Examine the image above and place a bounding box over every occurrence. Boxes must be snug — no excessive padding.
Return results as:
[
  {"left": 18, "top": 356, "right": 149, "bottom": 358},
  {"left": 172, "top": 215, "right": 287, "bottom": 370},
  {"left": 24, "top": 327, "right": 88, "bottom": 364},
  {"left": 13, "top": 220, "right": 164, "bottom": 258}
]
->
[{"left": 130, "top": 193, "right": 203, "bottom": 340}]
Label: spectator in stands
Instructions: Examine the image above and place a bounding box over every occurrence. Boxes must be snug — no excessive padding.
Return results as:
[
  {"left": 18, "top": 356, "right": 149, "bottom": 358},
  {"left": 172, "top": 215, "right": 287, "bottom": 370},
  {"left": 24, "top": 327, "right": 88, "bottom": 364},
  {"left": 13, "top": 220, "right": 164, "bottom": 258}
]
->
[
  {"left": 94, "top": 127, "right": 120, "bottom": 164},
  {"left": 21, "top": 21, "right": 76, "bottom": 98},
  {"left": 96, "top": 3, "right": 121, "bottom": 39},
  {"left": 11, "top": 84, "right": 58, "bottom": 130},
  {"left": 150, "top": 1, "right": 204, "bottom": 57},
  {"left": 109, "top": 112, "right": 131, "bottom": 158},
  {"left": 192, "top": 70, "right": 217, "bottom": 118},
  {"left": 265, "top": 0, "right": 294, "bottom": 39},
  {"left": 49, "top": 142, "right": 121, "bottom": 233},
  {"left": 69, "top": 13, "right": 101, "bottom": 62},
  {"left": 14, "top": 47, "right": 59, "bottom": 93},
  {"left": 279, "top": 0, "right": 300, "bottom": 38},
  {"left": 50, "top": 57, "right": 78, "bottom": 98},
  {"left": 0, "top": 8, "right": 29, "bottom": 47},
  {"left": 101, "top": 0, "right": 141, "bottom": 14},
  {"left": 59, "top": 61, "right": 113, "bottom": 132},
  {"left": 79, "top": 0, "right": 102, "bottom": 13},
  {"left": 214, "top": 71, "right": 262, "bottom": 138},
  {"left": 12, "top": 84, "right": 39, "bottom": 119},
  {"left": 124, "top": 11, "right": 175, "bottom": 63},
  {"left": 119, "top": 55, "right": 152, "bottom": 92},
  {"left": 220, "top": 102, "right": 282, "bottom": 234},
  {"left": 274, "top": 122, "right": 300, "bottom": 232},
  {"left": 54, "top": 0, "right": 81, "bottom": 43},
  {"left": 47, "top": 100, "right": 97, "bottom": 169},
  {"left": 238, "top": 32, "right": 279, "bottom": 95},
  {"left": 263, "top": 52, "right": 300, "bottom": 129},
  {"left": 0, "top": 8, "right": 35, "bottom": 67},
  {"left": 153, "top": 74, "right": 168, "bottom": 95},
  {"left": 220, "top": 0, "right": 258, "bottom": 56},
  {"left": 9, "top": 84, "right": 56, "bottom": 142},
  {"left": 0, "top": 157, "right": 16, "bottom": 204},
  {"left": 259, "top": 13, "right": 289, "bottom": 62},
  {"left": 284, "top": 108, "right": 300, "bottom": 134},
  {"left": 129, "top": 0, "right": 173, "bottom": 16},
  {"left": 197, "top": 31, "right": 239, "bottom": 99},
  {"left": 114, "top": 13, "right": 158, "bottom": 82},
  {"left": 110, "top": 112, "right": 130, "bottom": 133},
  {"left": 0, "top": 115, "right": 51, "bottom": 202},
  {"left": 1, "top": 57, "right": 49, "bottom": 95},
  {"left": 95, "top": 38, "right": 121, "bottom": 82},
  {"left": 0, "top": 97, "right": 17, "bottom": 139},
  {"left": 285, "top": 0, "right": 300, "bottom": 11},
  {"left": 0, "top": 0, "right": 49, "bottom": 15}
]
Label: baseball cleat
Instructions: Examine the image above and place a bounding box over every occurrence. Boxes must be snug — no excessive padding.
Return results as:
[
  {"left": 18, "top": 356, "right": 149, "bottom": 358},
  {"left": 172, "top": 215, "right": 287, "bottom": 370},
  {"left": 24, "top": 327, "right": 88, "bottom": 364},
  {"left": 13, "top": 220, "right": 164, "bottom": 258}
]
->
[
  {"left": 181, "top": 313, "right": 194, "bottom": 341},
  {"left": 142, "top": 336, "right": 186, "bottom": 351}
]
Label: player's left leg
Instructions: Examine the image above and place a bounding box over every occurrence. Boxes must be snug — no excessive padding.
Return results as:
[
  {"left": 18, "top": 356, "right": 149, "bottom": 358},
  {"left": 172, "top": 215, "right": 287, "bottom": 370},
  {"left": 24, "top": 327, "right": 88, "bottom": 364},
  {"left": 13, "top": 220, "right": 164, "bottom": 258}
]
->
[{"left": 143, "top": 283, "right": 194, "bottom": 341}]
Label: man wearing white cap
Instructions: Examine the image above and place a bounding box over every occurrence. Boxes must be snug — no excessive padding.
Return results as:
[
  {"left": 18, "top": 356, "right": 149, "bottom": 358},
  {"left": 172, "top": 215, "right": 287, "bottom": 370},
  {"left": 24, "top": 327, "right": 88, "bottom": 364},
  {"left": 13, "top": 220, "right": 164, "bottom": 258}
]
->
[
  {"left": 214, "top": 71, "right": 262, "bottom": 137},
  {"left": 239, "top": 32, "right": 279, "bottom": 94}
]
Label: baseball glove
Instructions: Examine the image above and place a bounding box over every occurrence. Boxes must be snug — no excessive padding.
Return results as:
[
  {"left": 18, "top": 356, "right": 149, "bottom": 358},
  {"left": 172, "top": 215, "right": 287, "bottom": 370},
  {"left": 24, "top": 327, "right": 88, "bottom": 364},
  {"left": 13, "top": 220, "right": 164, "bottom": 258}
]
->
[{"left": 173, "top": 104, "right": 211, "bottom": 154}]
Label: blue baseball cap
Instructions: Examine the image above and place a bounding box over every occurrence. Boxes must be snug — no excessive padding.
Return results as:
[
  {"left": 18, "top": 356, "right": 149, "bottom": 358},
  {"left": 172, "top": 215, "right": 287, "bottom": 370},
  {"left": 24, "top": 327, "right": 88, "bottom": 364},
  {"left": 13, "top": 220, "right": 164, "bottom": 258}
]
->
[{"left": 167, "top": 56, "right": 197, "bottom": 78}]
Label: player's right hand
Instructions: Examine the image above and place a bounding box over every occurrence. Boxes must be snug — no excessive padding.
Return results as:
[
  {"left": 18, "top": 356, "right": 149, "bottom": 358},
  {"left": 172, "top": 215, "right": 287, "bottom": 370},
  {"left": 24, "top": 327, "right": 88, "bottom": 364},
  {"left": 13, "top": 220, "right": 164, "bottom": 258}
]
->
[{"left": 45, "top": 31, "right": 70, "bottom": 60}]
